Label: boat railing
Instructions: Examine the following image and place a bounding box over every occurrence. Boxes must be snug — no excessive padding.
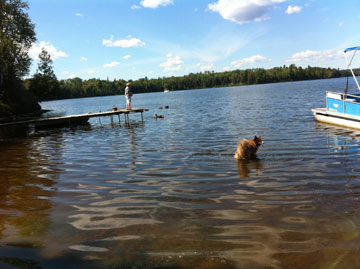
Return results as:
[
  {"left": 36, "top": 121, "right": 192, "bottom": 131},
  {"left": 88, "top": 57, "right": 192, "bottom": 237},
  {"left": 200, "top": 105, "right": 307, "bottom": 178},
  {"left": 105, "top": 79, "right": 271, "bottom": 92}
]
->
[{"left": 326, "top": 90, "right": 360, "bottom": 102}]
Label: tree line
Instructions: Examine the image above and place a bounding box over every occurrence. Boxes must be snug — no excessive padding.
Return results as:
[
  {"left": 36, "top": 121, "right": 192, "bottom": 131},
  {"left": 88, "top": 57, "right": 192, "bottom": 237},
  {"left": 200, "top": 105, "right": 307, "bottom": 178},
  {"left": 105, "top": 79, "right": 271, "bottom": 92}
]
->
[{"left": 23, "top": 64, "right": 353, "bottom": 101}]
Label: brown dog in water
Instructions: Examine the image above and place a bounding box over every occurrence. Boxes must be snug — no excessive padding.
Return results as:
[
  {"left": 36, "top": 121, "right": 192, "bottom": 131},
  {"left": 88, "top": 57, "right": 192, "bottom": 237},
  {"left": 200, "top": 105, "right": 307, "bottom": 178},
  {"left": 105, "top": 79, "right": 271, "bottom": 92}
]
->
[{"left": 234, "top": 136, "right": 264, "bottom": 160}]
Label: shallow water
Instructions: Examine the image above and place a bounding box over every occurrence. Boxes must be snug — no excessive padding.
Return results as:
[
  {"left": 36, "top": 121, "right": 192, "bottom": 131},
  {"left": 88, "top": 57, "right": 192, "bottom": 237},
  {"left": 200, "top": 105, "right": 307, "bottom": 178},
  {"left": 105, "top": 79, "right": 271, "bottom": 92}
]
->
[{"left": 2, "top": 78, "right": 360, "bottom": 268}]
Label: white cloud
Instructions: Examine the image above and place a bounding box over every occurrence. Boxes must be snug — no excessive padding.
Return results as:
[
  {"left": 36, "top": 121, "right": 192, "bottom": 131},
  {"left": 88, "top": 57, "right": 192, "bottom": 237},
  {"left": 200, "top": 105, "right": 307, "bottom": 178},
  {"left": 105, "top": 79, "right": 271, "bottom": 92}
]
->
[
  {"left": 147, "top": 71, "right": 154, "bottom": 75},
  {"left": 286, "top": 49, "right": 343, "bottom": 63},
  {"left": 339, "top": 22, "right": 344, "bottom": 27},
  {"left": 197, "top": 62, "right": 215, "bottom": 71},
  {"left": 160, "top": 54, "right": 183, "bottom": 72},
  {"left": 224, "top": 66, "right": 230, "bottom": 71},
  {"left": 231, "top": 54, "right": 271, "bottom": 68},
  {"left": 131, "top": 5, "right": 141, "bottom": 9},
  {"left": 60, "top": 72, "right": 80, "bottom": 80},
  {"left": 123, "top": 55, "right": 131, "bottom": 59},
  {"left": 75, "top": 13, "right": 84, "bottom": 17},
  {"left": 103, "top": 61, "right": 120, "bottom": 68},
  {"left": 208, "top": 0, "right": 286, "bottom": 24},
  {"left": 29, "top": 41, "right": 68, "bottom": 60},
  {"left": 87, "top": 70, "right": 95, "bottom": 74},
  {"left": 140, "top": 0, "right": 173, "bottom": 9},
  {"left": 81, "top": 57, "right": 88, "bottom": 61},
  {"left": 103, "top": 36, "right": 146, "bottom": 48},
  {"left": 285, "top": 5, "right": 302, "bottom": 14}
]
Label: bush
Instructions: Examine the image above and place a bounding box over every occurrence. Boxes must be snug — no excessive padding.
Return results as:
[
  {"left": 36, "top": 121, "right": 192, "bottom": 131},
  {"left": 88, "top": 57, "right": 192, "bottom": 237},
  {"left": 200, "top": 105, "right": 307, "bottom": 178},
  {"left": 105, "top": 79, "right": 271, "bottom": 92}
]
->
[{"left": 0, "top": 78, "right": 41, "bottom": 117}]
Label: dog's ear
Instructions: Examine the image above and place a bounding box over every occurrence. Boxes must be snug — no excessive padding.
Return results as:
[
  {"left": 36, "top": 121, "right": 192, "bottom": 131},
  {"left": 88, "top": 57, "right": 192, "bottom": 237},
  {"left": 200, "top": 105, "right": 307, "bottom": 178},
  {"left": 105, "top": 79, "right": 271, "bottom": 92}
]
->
[{"left": 254, "top": 135, "right": 258, "bottom": 140}]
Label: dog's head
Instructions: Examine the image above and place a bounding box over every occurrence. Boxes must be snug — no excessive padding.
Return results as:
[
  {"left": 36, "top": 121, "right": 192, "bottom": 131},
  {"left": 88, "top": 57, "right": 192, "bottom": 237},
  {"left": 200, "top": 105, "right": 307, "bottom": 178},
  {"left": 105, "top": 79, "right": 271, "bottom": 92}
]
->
[{"left": 253, "top": 136, "right": 264, "bottom": 147}]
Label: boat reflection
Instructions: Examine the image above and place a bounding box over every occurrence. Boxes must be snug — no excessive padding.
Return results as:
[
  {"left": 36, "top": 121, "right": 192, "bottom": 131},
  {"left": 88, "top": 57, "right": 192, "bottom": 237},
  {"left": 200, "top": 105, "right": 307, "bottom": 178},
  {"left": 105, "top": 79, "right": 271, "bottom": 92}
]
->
[{"left": 314, "top": 122, "right": 360, "bottom": 153}]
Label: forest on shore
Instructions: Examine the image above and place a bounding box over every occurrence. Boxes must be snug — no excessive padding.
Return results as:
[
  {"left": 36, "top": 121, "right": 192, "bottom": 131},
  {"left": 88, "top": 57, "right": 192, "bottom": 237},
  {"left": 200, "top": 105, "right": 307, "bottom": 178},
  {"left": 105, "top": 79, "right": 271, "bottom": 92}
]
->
[{"left": 24, "top": 65, "right": 352, "bottom": 101}]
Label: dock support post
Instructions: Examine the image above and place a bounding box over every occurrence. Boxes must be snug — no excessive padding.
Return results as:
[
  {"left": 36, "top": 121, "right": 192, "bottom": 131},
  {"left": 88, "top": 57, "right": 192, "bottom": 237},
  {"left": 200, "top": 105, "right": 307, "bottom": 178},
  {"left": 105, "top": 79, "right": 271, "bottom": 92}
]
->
[
  {"left": 118, "top": 114, "right": 121, "bottom": 126},
  {"left": 141, "top": 112, "right": 144, "bottom": 123}
]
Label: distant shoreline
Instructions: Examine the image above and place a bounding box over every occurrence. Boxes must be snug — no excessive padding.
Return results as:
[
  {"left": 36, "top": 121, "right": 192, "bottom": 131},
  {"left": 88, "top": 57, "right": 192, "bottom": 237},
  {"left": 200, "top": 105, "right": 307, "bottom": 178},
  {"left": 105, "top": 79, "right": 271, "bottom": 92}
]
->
[{"left": 37, "top": 74, "right": 354, "bottom": 103}]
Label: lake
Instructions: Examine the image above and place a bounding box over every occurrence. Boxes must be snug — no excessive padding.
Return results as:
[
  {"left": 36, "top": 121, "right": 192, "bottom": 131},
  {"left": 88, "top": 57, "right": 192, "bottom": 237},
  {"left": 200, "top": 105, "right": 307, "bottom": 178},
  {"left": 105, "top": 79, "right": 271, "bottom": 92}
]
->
[{"left": 1, "top": 78, "right": 360, "bottom": 268}]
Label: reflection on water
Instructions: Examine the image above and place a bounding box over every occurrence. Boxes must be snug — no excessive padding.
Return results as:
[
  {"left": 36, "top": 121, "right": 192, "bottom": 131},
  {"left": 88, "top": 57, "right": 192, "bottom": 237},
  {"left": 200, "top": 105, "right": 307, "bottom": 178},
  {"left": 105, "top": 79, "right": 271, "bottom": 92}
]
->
[
  {"left": 315, "top": 122, "right": 360, "bottom": 154},
  {"left": 236, "top": 159, "right": 263, "bottom": 178},
  {"left": 2, "top": 78, "right": 360, "bottom": 268},
  {"left": 0, "top": 133, "right": 61, "bottom": 267}
]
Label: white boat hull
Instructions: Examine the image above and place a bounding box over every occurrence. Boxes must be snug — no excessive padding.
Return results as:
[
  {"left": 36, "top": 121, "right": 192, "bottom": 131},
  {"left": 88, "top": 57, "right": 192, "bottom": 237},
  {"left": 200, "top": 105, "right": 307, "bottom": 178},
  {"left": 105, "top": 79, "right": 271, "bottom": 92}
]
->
[{"left": 312, "top": 108, "right": 360, "bottom": 129}]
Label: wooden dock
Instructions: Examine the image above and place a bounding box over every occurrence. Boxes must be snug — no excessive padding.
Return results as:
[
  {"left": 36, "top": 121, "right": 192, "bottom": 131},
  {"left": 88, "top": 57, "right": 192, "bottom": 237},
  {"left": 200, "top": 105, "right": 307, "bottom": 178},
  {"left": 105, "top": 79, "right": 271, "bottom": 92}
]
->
[{"left": 0, "top": 108, "right": 148, "bottom": 129}]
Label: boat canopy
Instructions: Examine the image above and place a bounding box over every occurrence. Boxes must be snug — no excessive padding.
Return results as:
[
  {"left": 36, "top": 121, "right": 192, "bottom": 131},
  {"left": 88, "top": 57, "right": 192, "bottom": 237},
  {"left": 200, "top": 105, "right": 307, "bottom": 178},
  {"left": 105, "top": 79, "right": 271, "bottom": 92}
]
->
[
  {"left": 344, "top": 46, "right": 360, "bottom": 91},
  {"left": 344, "top": 46, "right": 360, "bottom": 53}
]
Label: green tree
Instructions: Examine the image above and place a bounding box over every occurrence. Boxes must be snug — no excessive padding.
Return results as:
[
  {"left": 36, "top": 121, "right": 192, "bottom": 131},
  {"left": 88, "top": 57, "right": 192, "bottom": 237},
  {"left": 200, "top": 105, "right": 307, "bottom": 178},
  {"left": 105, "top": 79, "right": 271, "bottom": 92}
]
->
[
  {"left": 30, "top": 48, "right": 59, "bottom": 100},
  {"left": 0, "top": 0, "right": 39, "bottom": 115}
]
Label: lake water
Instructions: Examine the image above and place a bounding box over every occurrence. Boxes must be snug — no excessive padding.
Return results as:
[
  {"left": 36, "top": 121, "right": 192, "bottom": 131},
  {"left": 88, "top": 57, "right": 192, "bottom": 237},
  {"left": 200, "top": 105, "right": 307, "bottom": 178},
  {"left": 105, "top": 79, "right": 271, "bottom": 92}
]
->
[{"left": 2, "top": 78, "right": 360, "bottom": 268}]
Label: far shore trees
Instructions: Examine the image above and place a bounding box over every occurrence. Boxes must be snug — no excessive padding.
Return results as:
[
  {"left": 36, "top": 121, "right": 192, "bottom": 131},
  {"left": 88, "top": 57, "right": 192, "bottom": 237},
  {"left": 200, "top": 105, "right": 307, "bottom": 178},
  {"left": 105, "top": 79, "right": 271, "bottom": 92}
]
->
[{"left": 33, "top": 64, "right": 345, "bottom": 101}]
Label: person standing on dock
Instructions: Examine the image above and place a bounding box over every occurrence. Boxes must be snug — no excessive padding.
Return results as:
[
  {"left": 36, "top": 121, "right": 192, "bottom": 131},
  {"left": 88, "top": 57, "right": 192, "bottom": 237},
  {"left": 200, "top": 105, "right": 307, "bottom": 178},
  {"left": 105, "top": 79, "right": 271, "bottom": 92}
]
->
[{"left": 125, "top": 82, "right": 133, "bottom": 110}]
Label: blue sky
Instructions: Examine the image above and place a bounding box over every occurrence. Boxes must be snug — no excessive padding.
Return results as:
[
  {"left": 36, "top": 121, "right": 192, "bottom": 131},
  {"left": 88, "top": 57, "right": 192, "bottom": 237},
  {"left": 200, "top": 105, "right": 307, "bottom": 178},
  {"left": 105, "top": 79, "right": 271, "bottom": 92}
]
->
[{"left": 27, "top": 0, "right": 360, "bottom": 81}]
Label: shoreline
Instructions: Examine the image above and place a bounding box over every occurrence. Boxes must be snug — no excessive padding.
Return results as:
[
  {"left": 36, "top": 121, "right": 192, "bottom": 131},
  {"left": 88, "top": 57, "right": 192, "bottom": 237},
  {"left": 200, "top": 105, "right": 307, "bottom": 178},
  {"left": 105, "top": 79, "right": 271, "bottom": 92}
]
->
[{"left": 0, "top": 109, "right": 51, "bottom": 124}]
